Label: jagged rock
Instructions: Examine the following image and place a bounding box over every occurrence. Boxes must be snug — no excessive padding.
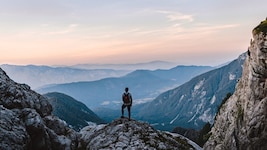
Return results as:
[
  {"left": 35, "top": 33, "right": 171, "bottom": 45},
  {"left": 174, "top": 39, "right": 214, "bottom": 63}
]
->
[
  {"left": 0, "top": 68, "right": 79, "bottom": 150},
  {"left": 204, "top": 19, "right": 267, "bottom": 150},
  {"left": 0, "top": 69, "right": 52, "bottom": 117},
  {"left": 79, "top": 118, "right": 202, "bottom": 150},
  {"left": 0, "top": 105, "right": 30, "bottom": 150}
]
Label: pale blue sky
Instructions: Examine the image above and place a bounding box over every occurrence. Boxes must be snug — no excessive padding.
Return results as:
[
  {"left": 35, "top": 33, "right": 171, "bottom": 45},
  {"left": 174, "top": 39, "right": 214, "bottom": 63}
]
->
[{"left": 0, "top": 0, "right": 266, "bottom": 66}]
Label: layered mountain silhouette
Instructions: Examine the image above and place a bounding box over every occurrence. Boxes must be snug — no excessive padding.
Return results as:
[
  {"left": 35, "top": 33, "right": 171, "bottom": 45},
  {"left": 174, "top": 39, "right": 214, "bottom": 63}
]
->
[
  {"left": 0, "top": 64, "right": 130, "bottom": 89},
  {"left": 71, "top": 60, "right": 177, "bottom": 70},
  {"left": 44, "top": 92, "right": 105, "bottom": 131},
  {"left": 37, "top": 65, "right": 213, "bottom": 108}
]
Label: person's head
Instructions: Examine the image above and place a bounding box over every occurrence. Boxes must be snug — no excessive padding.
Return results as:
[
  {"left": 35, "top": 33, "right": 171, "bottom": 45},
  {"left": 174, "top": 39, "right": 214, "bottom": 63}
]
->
[{"left": 125, "top": 87, "right": 129, "bottom": 92}]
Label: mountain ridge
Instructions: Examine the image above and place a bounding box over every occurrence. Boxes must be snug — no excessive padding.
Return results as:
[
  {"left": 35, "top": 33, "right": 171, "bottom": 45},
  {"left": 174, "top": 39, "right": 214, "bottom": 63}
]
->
[
  {"left": 136, "top": 53, "right": 246, "bottom": 131},
  {"left": 0, "top": 64, "right": 130, "bottom": 89},
  {"left": 37, "top": 65, "right": 213, "bottom": 109},
  {"left": 70, "top": 60, "right": 177, "bottom": 70}
]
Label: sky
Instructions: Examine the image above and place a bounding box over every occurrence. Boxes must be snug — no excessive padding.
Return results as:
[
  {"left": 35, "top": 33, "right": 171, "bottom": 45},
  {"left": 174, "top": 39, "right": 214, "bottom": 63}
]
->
[{"left": 0, "top": 0, "right": 266, "bottom": 66}]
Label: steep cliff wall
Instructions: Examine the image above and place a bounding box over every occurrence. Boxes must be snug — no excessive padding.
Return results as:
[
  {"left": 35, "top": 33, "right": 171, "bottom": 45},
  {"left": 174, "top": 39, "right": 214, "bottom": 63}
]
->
[{"left": 204, "top": 19, "right": 267, "bottom": 150}]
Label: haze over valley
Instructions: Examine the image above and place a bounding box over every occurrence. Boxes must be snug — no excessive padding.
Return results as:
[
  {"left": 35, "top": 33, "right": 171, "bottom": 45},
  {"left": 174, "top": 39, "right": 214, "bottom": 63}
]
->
[{"left": 1, "top": 54, "right": 243, "bottom": 130}]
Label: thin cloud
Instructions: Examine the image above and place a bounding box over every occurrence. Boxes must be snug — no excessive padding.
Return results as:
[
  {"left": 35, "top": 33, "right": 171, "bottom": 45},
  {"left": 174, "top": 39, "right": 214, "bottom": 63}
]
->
[
  {"left": 156, "top": 10, "right": 194, "bottom": 22},
  {"left": 45, "top": 24, "right": 79, "bottom": 35},
  {"left": 196, "top": 24, "right": 240, "bottom": 30}
]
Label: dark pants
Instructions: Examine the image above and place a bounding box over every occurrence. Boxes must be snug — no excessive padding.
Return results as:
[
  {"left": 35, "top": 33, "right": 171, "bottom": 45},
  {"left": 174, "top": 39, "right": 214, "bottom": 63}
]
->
[{"left": 121, "top": 104, "right": 131, "bottom": 119}]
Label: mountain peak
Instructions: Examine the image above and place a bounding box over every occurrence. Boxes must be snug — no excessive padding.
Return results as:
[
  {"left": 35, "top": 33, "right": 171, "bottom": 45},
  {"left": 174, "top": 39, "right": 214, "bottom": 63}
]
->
[
  {"left": 79, "top": 118, "right": 202, "bottom": 150},
  {"left": 253, "top": 18, "right": 267, "bottom": 34}
]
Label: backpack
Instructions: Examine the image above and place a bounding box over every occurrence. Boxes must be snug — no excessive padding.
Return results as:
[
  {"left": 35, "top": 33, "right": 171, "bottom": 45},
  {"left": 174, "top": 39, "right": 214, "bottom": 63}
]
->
[{"left": 123, "top": 93, "right": 130, "bottom": 104}]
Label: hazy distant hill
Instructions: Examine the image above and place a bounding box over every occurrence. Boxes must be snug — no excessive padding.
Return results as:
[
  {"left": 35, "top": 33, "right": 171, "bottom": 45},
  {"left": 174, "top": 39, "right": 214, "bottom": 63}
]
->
[
  {"left": 0, "top": 64, "right": 130, "bottom": 89},
  {"left": 71, "top": 60, "right": 177, "bottom": 70},
  {"left": 44, "top": 92, "right": 105, "bottom": 131},
  {"left": 37, "top": 65, "right": 213, "bottom": 109},
  {"left": 136, "top": 53, "right": 246, "bottom": 131}
]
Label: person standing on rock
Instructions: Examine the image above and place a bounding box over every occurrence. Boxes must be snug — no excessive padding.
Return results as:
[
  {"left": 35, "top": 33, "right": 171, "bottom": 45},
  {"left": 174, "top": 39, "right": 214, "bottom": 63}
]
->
[{"left": 121, "top": 87, "right": 132, "bottom": 120}]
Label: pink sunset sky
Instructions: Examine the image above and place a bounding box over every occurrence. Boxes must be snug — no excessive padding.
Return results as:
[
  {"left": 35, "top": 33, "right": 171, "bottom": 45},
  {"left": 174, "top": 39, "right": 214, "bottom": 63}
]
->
[{"left": 0, "top": 0, "right": 266, "bottom": 66}]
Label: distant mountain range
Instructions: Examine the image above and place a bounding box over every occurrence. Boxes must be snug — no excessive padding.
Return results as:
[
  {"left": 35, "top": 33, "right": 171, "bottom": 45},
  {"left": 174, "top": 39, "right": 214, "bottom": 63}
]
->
[
  {"left": 0, "top": 64, "right": 130, "bottom": 89},
  {"left": 44, "top": 92, "right": 105, "bottom": 131},
  {"left": 37, "top": 65, "right": 214, "bottom": 109},
  {"left": 0, "top": 61, "right": 180, "bottom": 89},
  {"left": 136, "top": 53, "right": 246, "bottom": 131},
  {"left": 70, "top": 60, "right": 177, "bottom": 70}
]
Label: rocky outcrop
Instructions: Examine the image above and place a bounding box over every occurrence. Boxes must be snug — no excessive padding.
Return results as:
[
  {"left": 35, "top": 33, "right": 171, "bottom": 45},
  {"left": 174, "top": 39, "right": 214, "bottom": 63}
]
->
[
  {"left": 204, "top": 19, "right": 267, "bottom": 150},
  {"left": 79, "top": 118, "right": 202, "bottom": 150},
  {"left": 0, "top": 68, "right": 79, "bottom": 150}
]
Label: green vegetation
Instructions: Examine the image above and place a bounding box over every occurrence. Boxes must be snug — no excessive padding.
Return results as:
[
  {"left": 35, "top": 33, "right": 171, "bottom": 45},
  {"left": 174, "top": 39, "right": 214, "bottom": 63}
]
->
[
  {"left": 196, "top": 122, "right": 212, "bottom": 147},
  {"left": 44, "top": 92, "right": 105, "bottom": 131},
  {"left": 173, "top": 136, "right": 194, "bottom": 150},
  {"left": 253, "top": 18, "right": 267, "bottom": 34},
  {"left": 216, "top": 93, "right": 232, "bottom": 116}
]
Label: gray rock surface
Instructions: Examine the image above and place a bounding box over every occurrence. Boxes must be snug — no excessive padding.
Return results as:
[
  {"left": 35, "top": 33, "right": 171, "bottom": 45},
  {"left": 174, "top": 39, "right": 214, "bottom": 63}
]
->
[
  {"left": 79, "top": 118, "right": 202, "bottom": 150},
  {"left": 204, "top": 19, "right": 267, "bottom": 150},
  {"left": 0, "top": 68, "right": 79, "bottom": 150}
]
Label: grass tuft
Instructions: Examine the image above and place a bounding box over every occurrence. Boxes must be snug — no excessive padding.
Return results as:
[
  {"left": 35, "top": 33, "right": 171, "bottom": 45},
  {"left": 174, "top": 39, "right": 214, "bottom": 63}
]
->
[{"left": 253, "top": 18, "right": 267, "bottom": 34}]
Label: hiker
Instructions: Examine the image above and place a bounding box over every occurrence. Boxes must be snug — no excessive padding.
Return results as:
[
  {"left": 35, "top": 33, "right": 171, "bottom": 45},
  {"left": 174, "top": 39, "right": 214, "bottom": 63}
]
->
[{"left": 121, "top": 87, "right": 132, "bottom": 120}]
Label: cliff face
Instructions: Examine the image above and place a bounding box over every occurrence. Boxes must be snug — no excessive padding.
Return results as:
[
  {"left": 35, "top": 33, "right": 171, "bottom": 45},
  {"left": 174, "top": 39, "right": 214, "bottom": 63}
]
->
[
  {"left": 204, "top": 19, "right": 267, "bottom": 150},
  {"left": 0, "top": 68, "right": 79, "bottom": 150}
]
